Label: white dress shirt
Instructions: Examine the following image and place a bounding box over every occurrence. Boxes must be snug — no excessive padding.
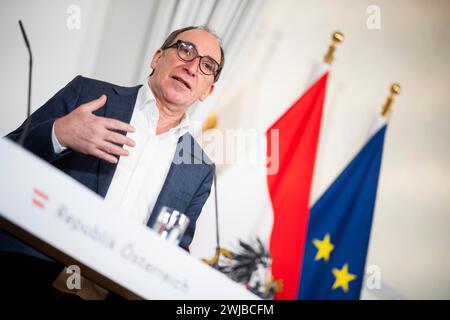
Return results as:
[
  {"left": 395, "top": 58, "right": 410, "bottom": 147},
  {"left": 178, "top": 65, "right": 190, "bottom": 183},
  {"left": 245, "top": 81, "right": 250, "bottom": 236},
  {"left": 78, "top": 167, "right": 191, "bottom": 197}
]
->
[{"left": 52, "top": 82, "right": 190, "bottom": 225}]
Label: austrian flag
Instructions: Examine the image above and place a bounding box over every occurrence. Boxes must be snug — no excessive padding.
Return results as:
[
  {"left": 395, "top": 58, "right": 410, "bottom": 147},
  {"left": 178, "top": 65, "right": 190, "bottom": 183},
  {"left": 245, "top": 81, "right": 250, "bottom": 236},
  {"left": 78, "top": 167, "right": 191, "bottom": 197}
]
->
[{"left": 267, "top": 70, "right": 329, "bottom": 299}]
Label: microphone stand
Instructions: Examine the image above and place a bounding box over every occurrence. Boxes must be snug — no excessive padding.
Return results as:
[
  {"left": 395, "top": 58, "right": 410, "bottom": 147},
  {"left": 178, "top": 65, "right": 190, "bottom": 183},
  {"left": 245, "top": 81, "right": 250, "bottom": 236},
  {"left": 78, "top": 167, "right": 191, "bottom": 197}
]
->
[
  {"left": 213, "top": 167, "right": 220, "bottom": 261},
  {"left": 202, "top": 165, "right": 232, "bottom": 269}
]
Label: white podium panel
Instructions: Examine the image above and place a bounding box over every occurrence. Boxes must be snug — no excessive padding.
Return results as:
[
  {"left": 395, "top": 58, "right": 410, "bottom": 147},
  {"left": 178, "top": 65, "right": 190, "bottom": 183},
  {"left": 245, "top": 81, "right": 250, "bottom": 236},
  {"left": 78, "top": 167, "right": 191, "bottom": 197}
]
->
[{"left": 0, "top": 138, "right": 258, "bottom": 300}]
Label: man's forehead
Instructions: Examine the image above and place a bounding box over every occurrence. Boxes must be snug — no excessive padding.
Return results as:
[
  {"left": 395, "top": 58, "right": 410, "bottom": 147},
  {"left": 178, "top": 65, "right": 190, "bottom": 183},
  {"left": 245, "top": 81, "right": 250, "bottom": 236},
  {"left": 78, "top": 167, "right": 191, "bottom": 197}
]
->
[{"left": 175, "top": 29, "right": 221, "bottom": 62}]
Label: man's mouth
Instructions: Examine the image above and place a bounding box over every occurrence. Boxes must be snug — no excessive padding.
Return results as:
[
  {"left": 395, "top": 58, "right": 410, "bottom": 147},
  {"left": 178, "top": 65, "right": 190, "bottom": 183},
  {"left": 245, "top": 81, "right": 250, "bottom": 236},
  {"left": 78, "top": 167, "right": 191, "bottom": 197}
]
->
[{"left": 171, "top": 76, "right": 191, "bottom": 90}]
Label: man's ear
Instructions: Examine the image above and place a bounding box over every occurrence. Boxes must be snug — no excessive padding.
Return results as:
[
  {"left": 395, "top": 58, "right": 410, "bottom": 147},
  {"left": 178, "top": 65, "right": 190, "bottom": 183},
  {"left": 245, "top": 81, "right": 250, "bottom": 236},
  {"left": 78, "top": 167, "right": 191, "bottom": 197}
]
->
[
  {"left": 199, "top": 84, "right": 215, "bottom": 102},
  {"left": 150, "top": 49, "right": 163, "bottom": 69}
]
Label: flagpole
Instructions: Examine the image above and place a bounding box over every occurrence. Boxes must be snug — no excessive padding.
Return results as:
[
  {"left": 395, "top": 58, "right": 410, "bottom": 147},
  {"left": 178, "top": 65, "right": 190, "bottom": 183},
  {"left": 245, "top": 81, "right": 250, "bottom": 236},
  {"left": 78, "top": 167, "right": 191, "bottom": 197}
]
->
[
  {"left": 323, "top": 31, "right": 344, "bottom": 65},
  {"left": 381, "top": 83, "right": 401, "bottom": 117}
]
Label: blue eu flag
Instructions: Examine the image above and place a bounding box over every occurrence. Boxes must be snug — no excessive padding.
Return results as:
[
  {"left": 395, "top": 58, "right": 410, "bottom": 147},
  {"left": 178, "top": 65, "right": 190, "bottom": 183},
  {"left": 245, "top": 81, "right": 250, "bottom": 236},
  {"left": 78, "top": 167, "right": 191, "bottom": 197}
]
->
[{"left": 298, "top": 124, "right": 387, "bottom": 299}]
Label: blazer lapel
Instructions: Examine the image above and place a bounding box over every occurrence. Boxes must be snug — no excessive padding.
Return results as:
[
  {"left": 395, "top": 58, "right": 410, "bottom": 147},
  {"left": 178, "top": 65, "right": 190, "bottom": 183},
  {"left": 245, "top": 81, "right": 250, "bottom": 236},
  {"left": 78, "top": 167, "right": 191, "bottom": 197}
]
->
[
  {"left": 97, "top": 85, "right": 141, "bottom": 198},
  {"left": 147, "top": 133, "right": 211, "bottom": 227}
]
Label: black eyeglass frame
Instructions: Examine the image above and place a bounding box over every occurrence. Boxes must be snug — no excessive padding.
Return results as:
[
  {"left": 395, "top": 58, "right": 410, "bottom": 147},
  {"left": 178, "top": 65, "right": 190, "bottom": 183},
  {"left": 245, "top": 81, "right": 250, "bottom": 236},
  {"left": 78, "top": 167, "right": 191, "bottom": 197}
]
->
[{"left": 164, "top": 40, "right": 222, "bottom": 81}]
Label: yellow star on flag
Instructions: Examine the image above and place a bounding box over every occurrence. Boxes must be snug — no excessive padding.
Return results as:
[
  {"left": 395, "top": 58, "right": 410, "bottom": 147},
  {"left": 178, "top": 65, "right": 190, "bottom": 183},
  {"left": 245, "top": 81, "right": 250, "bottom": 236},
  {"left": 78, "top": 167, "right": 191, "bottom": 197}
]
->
[
  {"left": 313, "top": 233, "right": 334, "bottom": 262},
  {"left": 332, "top": 263, "right": 357, "bottom": 292}
]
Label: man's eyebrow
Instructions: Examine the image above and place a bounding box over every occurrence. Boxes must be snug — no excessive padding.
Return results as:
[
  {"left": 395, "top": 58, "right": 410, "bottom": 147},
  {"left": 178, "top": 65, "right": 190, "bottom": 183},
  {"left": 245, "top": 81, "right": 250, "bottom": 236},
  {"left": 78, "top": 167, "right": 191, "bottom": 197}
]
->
[{"left": 180, "top": 40, "right": 220, "bottom": 64}]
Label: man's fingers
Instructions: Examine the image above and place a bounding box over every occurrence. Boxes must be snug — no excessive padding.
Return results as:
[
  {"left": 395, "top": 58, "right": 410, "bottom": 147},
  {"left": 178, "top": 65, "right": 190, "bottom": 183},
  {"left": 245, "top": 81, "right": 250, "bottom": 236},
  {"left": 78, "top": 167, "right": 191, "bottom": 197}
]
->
[
  {"left": 83, "top": 94, "right": 107, "bottom": 112},
  {"left": 98, "top": 141, "right": 130, "bottom": 157},
  {"left": 91, "top": 149, "right": 118, "bottom": 164},
  {"left": 104, "top": 118, "right": 135, "bottom": 133},
  {"left": 105, "top": 131, "right": 135, "bottom": 147}
]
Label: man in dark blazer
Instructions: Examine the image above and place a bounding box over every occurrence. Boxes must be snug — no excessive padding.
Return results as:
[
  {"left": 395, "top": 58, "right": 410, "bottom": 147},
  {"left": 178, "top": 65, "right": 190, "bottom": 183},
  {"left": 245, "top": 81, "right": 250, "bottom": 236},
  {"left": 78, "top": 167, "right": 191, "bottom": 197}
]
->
[{"left": 1, "top": 25, "right": 224, "bottom": 298}]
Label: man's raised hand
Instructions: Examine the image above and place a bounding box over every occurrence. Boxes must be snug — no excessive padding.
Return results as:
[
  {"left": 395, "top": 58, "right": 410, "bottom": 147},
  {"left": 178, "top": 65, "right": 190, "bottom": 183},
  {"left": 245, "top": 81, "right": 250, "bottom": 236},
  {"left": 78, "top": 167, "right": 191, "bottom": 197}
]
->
[{"left": 54, "top": 95, "right": 135, "bottom": 164}]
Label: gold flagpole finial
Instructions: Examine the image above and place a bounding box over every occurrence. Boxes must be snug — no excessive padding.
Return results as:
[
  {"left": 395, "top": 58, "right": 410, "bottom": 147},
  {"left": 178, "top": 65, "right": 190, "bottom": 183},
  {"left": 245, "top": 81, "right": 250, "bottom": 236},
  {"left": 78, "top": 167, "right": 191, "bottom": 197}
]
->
[
  {"left": 202, "top": 111, "right": 218, "bottom": 132},
  {"left": 381, "top": 83, "right": 401, "bottom": 117},
  {"left": 323, "top": 31, "right": 344, "bottom": 64}
]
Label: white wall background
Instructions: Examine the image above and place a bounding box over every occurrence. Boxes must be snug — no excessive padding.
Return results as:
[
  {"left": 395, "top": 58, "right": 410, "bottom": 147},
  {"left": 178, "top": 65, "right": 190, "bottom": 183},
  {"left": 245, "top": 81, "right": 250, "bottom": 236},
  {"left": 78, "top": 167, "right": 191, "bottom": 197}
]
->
[
  {"left": 0, "top": 0, "right": 109, "bottom": 135},
  {"left": 0, "top": 0, "right": 448, "bottom": 299}
]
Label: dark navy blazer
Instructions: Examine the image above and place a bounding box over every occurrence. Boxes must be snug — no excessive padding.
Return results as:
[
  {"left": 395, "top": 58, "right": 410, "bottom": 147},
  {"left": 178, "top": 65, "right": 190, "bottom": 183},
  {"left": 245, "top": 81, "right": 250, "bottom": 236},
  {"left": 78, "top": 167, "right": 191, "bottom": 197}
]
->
[{"left": 2, "top": 75, "right": 214, "bottom": 258}]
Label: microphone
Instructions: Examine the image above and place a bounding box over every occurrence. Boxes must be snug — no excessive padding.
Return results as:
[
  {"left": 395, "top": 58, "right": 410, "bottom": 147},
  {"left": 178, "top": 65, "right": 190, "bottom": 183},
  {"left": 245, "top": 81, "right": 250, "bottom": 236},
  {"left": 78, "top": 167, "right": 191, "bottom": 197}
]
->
[{"left": 18, "top": 20, "right": 33, "bottom": 146}]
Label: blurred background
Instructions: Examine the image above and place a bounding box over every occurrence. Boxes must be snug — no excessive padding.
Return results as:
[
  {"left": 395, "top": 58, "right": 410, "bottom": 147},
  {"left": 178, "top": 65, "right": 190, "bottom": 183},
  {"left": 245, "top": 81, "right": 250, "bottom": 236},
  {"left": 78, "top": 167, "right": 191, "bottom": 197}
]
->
[{"left": 0, "top": 0, "right": 449, "bottom": 299}]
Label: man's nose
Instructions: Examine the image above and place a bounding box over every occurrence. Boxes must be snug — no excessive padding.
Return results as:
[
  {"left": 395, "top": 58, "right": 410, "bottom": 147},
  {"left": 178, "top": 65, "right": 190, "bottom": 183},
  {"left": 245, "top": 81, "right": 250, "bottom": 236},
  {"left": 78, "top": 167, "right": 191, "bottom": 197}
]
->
[{"left": 183, "top": 58, "right": 200, "bottom": 77}]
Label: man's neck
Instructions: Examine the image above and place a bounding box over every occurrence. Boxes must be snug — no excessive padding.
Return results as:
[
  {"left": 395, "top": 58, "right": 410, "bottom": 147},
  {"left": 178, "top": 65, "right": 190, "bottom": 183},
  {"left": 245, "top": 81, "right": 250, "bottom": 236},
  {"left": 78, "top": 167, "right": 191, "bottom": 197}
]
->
[
  {"left": 155, "top": 104, "right": 184, "bottom": 135},
  {"left": 147, "top": 81, "right": 185, "bottom": 135}
]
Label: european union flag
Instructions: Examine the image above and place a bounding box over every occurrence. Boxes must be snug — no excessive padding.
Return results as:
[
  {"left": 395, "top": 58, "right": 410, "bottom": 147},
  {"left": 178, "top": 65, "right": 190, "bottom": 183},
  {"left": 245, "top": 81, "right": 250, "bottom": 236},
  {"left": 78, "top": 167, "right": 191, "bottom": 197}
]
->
[{"left": 298, "top": 123, "right": 387, "bottom": 299}]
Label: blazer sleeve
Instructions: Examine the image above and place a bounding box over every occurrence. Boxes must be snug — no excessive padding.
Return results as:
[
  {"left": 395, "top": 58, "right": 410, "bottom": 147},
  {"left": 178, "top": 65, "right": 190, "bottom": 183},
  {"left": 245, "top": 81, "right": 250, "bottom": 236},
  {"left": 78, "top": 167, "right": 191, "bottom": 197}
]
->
[
  {"left": 6, "top": 75, "right": 84, "bottom": 163},
  {"left": 178, "top": 164, "right": 214, "bottom": 251}
]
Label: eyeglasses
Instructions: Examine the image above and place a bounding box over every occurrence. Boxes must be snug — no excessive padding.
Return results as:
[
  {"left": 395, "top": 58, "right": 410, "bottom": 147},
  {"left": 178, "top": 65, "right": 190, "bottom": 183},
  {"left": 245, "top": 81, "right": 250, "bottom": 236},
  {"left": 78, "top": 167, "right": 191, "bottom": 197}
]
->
[{"left": 165, "top": 40, "right": 221, "bottom": 80}]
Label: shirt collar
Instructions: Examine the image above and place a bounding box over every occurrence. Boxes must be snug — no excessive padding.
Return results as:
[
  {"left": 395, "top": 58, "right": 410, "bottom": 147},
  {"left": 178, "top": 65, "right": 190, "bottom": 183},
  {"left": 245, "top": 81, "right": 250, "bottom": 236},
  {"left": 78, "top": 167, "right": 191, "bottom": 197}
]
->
[
  {"left": 137, "top": 82, "right": 191, "bottom": 138},
  {"left": 136, "top": 81, "right": 156, "bottom": 111}
]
